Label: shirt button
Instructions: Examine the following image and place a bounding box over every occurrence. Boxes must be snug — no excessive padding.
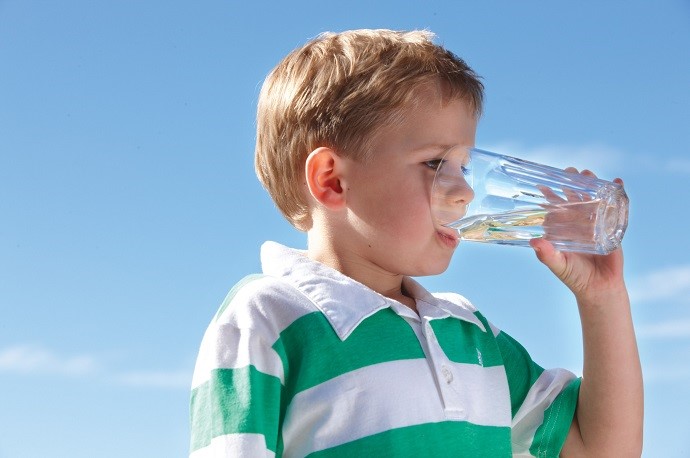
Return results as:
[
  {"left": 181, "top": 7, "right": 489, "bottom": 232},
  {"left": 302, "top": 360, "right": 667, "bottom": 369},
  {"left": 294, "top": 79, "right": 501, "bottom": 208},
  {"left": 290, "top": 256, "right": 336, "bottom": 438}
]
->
[
  {"left": 441, "top": 365, "right": 453, "bottom": 384},
  {"left": 425, "top": 324, "right": 437, "bottom": 341}
]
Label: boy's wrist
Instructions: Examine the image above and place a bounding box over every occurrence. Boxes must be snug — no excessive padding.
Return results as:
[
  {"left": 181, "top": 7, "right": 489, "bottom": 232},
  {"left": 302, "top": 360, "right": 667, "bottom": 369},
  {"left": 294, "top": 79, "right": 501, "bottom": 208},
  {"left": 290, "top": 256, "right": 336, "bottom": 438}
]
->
[{"left": 575, "top": 288, "right": 630, "bottom": 316}]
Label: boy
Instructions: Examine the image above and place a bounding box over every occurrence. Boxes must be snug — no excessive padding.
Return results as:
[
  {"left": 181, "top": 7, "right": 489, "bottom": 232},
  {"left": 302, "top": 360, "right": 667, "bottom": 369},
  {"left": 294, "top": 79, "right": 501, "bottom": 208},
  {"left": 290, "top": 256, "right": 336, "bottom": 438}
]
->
[{"left": 190, "top": 30, "right": 643, "bottom": 457}]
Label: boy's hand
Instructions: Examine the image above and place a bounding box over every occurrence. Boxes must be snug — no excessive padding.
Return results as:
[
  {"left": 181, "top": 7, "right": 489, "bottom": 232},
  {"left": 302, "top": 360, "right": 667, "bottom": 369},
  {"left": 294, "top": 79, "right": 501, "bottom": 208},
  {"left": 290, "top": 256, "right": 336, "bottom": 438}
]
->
[
  {"left": 529, "top": 169, "right": 627, "bottom": 304},
  {"left": 530, "top": 236, "right": 625, "bottom": 303},
  {"left": 531, "top": 169, "right": 642, "bottom": 457}
]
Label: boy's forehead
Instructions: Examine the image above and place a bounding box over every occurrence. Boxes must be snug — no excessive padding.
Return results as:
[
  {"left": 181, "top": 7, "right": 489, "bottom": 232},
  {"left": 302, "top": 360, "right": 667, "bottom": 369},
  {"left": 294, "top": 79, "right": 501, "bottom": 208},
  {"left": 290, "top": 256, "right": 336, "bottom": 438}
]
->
[
  {"left": 406, "top": 80, "right": 463, "bottom": 109},
  {"left": 371, "top": 96, "right": 477, "bottom": 151}
]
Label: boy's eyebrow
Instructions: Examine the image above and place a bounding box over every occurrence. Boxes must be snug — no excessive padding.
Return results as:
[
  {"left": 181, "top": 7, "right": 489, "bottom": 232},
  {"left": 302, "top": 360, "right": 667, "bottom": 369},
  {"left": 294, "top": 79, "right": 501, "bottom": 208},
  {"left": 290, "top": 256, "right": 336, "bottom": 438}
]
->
[
  {"left": 412, "top": 143, "right": 471, "bottom": 159},
  {"left": 411, "top": 144, "right": 454, "bottom": 155}
]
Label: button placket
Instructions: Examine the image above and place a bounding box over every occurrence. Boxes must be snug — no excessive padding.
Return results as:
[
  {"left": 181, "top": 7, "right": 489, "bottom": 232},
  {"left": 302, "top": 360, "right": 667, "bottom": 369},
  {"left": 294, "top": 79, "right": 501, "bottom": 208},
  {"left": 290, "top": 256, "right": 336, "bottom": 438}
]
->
[
  {"left": 438, "top": 361, "right": 466, "bottom": 419},
  {"left": 441, "top": 365, "right": 453, "bottom": 384},
  {"left": 422, "top": 318, "right": 467, "bottom": 420}
]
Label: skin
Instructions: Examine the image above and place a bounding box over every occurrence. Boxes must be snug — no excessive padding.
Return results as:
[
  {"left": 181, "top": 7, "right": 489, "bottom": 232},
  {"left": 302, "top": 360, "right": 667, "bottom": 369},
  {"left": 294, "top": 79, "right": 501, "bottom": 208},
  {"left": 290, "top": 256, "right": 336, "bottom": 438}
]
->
[
  {"left": 534, "top": 172, "right": 643, "bottom": 457},
  {"left": 305, "top": 84, "right": 475, "bottom": 310},
  {"left": 304, "top": 85, "right": 643, "bottom": 456}
]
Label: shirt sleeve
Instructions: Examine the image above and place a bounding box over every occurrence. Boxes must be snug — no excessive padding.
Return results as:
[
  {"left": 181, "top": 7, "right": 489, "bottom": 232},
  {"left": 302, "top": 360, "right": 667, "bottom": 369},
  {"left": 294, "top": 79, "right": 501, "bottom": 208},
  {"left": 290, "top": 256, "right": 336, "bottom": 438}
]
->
[
  {"left": 495, "top": 330, "right": 580, "bottom": 458},
  {"left": 189, "top": 278, "right": 284, "bottom": 457}
]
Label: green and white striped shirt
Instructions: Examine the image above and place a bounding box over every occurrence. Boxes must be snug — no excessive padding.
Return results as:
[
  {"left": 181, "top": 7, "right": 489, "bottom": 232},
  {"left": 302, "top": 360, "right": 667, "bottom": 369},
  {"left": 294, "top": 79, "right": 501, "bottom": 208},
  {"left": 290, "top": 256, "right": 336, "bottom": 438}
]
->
[{"left": 190, "top": 242, "right": 580, "bottom": 457}]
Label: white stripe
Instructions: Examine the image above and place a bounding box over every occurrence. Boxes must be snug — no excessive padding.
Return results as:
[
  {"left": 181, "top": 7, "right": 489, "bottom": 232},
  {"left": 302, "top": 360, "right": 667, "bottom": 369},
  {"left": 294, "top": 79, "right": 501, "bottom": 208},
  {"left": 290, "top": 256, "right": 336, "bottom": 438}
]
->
[
  {"left": 488, "top": 320, "right": 501, "bottom": 337},
  {"left": 220, "top": 276, "right": 316, "bottom": 333},
  {"left": 281, "top": 359, "right": 511, "bottom": 457},
  {"left": 190, "top": 433, "right": 274, "bottom": 458},
  {"left": 437, "top": 361, "right": 511, "bottom": 426},
  {"left": 191, "top": 324, "right": 285, "bottom": 388},
  {"left": 192, "top": 277, "right": 317, "bottom": 389},
  {"left": 511, "top": 368, "right": 577, "bottom": 454}
]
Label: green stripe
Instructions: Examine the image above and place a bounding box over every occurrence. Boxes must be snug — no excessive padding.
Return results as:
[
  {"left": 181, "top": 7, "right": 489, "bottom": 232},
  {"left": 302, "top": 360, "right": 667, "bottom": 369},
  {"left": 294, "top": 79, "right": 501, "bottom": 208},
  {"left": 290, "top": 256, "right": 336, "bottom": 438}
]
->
[
  {"left": 306, "top": 421, "right": 512, "bottom": 457},
  {"left": 430, "top": 316, "right": 503, "bottom": 367},
  {"left": 473, "top": 310, "right": 493, "bottom": 336},
  {"left": 529, "top": 377, "right": 581, "bottom": 457},
  {"left": 214, "top": 274, "right": 265, "bottom": 322},
  {"left": 496, "top": 331, "right": 545, "bottom": 417},
  {"left": 275, "top": 308, "right": 425, "bottom": 401},
  {"left": 189, "top": 366, "right": 282, "bottom": 453}
]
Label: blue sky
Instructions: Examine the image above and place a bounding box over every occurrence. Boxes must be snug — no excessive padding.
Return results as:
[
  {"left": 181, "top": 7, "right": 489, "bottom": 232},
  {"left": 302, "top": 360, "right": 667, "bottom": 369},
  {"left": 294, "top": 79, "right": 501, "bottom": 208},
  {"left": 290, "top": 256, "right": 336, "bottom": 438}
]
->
[{"left": 1, "top": 1, "right": 689, "bottom": 456}]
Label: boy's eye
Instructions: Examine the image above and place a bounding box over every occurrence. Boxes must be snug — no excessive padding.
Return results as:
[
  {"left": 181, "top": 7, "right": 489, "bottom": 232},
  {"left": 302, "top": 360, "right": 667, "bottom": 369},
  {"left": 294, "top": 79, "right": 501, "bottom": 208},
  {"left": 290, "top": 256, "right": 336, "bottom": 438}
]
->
[
  {"left": 423, "top": 159, "right": 472, "bottom": 176},
  {"left": 423, "top": 159, "right": 445, "bottom": 170},
  {"left": 423, "top": 160, "right": 471, "bottom": 176}
]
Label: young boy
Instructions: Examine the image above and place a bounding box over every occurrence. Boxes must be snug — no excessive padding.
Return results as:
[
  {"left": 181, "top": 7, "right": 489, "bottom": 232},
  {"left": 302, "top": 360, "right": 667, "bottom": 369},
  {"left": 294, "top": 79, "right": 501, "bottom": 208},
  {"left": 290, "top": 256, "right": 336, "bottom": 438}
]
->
[{"left": 190, "top": 30, "right": 643, "bottom": 457}]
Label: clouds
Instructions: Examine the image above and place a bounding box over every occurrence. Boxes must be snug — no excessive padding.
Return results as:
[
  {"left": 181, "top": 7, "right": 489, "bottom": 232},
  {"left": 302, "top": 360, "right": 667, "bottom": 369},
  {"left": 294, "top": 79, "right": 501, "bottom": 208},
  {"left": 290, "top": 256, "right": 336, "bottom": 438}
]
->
[
  {"left": 0, "top": 344, "right": 98, "bottom": 376},
  {"left": 637, "top": 320, "right": 690, "bottom": 339},
  {"left": 480, "top": 142, "right": 625, "bottom": 177},
  {"left": 0, "top": 343, "right": 191, "bottom": 389},
  {"left": 628, "top": 265, "right": 690, "bottom": 304},
  {"left": 628, "top": 264, "right": 690, "bottom": 342},
  {"left": 642, "top": 362, "right": 690, "bottom": 383},
  {"left": 628, "top": 265, "right": 690, "bottom": 384},
  {"left": 480, "top": 141, "right": 690, "bottom": 177},
  {"left": 115, "top": 370, "right": 192, "bottom": 389},
  {"left": 663, "top": 158, "right": 690, "bottom": 175}
]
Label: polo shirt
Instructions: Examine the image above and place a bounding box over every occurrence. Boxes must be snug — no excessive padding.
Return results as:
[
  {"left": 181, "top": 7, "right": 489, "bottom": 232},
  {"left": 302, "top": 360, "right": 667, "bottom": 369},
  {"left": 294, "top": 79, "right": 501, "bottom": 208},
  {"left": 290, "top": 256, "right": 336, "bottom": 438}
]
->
[{"left": 190, "top": 241, "right": 580, "bottom": 457}]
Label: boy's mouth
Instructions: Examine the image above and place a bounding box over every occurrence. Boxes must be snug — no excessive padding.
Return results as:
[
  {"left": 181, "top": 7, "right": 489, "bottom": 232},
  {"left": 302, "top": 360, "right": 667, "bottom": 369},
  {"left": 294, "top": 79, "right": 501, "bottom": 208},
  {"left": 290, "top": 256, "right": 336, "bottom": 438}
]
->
[{"left": 436, "top": 228, "right": 460, "bottom": 248}]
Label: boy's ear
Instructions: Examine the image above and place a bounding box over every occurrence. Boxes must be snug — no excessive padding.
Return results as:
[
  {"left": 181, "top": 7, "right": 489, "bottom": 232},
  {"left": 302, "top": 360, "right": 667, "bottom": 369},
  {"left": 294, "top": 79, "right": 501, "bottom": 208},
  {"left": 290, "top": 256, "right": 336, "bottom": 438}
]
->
[{"left": 305, "top": 147, "right": 347, "bottom": 210}]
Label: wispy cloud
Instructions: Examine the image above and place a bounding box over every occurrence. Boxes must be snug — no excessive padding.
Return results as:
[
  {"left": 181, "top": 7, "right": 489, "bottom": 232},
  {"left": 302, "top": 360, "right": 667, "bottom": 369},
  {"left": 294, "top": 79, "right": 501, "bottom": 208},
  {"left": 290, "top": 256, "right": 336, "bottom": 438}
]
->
[
  {"left": 663, "top": 158, "right": 690, "bottom": 175},
  {"left": 0, "top": 344, "right": 98, "bottom": 376},
  {"left": 480, "top": 142, "right": 625, "bottom": 177},
  {"left": 640, "top": 341, "right": 690, "bottom": 383},
  {"left": 0, "top": 343, "right": 191, "bottom": 389},
  {"left": 115, "top": 370, "right": 191, "bottom": 389},
  {"left": 643, "top": 363, "right": 690, "bottom": 383},
  {"left": 480, "top": 142, "right": 690, "bottom": 177},
  {"left": 637, "top": 319, "right": 690, "bottom": 339},
  {"left": 628, "top": 265, "right": 690, "bottom": 304}
]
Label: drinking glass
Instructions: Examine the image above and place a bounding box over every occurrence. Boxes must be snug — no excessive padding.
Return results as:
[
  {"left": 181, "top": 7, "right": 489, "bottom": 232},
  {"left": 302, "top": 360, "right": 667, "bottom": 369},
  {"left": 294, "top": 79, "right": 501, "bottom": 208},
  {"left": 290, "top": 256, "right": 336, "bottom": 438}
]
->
[{"left": 430, "top": 147, "right": 629, "bottom": 254}]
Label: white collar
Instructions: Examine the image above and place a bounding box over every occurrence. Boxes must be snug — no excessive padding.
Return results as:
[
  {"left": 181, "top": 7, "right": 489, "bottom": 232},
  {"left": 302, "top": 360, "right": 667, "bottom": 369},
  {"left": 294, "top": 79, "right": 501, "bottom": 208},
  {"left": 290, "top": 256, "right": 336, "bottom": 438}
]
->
[{"left": 261, "top": 241, "right": 486, "bottom": 340}]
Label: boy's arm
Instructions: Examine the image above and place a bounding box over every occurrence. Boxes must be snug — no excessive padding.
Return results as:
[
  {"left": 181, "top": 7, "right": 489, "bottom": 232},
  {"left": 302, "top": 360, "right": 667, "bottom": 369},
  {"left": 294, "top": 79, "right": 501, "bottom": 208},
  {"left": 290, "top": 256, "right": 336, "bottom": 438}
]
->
[
  {"left": 190, "top": 322, "right": 283, "bottom": 457},
  {"left": 531, "top": 236, "right": 643, "bottom": 457}
]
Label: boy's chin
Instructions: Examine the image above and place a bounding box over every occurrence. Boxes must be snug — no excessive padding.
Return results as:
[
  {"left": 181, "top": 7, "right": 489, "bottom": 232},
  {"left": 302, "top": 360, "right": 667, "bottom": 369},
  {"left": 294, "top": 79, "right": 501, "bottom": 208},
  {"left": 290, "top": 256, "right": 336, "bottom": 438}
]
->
[{"left": 414, "top": 257, "right": 454, "bottom": 277}]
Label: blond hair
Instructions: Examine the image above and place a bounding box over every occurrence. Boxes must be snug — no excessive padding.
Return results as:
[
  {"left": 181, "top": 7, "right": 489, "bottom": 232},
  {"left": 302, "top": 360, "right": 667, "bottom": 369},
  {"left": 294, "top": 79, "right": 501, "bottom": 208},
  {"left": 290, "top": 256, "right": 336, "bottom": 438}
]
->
[{"left": 255, "top": 29, "right": 484, "bottom": 230}]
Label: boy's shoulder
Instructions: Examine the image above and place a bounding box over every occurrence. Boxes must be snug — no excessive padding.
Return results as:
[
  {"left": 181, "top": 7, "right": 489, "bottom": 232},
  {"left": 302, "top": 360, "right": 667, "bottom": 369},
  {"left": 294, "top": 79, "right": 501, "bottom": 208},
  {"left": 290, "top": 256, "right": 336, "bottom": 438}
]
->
[
  {"left": 212, "top": 273, "right": 267, "bottom": 322},
  {"left": 211, "top": 272, "right": 318, "bottom": 331}
]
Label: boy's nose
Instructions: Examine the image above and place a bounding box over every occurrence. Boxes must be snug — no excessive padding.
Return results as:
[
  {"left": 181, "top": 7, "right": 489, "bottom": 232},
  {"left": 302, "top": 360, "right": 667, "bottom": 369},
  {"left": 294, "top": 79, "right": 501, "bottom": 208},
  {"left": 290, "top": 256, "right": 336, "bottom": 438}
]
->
[
  {"left": 450, "top": 178, "right": 474, "bottom": 205},
  {"left": 432, "top": 175, "right": 474, "bottom": 226}
]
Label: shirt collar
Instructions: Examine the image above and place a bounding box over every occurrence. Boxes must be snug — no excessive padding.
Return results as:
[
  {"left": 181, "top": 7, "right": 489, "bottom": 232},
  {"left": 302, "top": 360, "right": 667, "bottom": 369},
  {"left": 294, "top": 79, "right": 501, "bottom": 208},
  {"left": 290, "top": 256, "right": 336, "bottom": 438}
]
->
[
  {"left": 403, "top": 278, "right": 486, "bottom": 332},
  {"left": 261, "top": 241, "right": 486, "bottom": 340}
]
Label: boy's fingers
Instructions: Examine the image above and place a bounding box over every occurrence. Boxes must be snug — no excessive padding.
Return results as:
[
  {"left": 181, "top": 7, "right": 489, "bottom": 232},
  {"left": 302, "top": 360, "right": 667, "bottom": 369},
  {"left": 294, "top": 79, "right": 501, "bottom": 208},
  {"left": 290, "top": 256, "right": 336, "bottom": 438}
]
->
[
  {"left": 530, "top": 238, "right": 566, "bottom": 276},
  {"left": 538, "top": 185, "right": 565, "bottom": 204}
]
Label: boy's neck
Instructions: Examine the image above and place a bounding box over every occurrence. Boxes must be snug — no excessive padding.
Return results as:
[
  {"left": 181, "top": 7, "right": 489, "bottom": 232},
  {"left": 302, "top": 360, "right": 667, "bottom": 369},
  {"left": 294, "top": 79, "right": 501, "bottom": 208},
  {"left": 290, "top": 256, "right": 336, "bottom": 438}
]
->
[{"left": 306, "top": 231, "right": 418, "bottom": 312}]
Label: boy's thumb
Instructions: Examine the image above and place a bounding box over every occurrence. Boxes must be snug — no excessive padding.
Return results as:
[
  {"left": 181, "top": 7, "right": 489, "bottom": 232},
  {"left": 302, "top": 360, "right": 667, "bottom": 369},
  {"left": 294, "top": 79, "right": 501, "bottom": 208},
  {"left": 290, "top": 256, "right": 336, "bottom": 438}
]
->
[{"left": 530, "top": 238, "right": 566, "bottom": 277}]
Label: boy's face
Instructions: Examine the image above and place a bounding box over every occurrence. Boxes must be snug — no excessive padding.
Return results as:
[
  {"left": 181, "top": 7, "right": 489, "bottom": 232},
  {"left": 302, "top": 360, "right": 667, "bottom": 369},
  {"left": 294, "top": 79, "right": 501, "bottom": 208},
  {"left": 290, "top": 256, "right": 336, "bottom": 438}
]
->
[{"left": 339, "top": 87, "right": 476, "bottom": 277}]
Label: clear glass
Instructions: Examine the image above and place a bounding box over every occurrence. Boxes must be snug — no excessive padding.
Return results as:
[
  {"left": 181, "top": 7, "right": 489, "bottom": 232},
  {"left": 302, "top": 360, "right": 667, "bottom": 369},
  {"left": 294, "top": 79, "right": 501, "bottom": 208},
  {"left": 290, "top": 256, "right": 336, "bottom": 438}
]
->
[{"left": 431, "top": 147, "right": 629, "bottom": 254}]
